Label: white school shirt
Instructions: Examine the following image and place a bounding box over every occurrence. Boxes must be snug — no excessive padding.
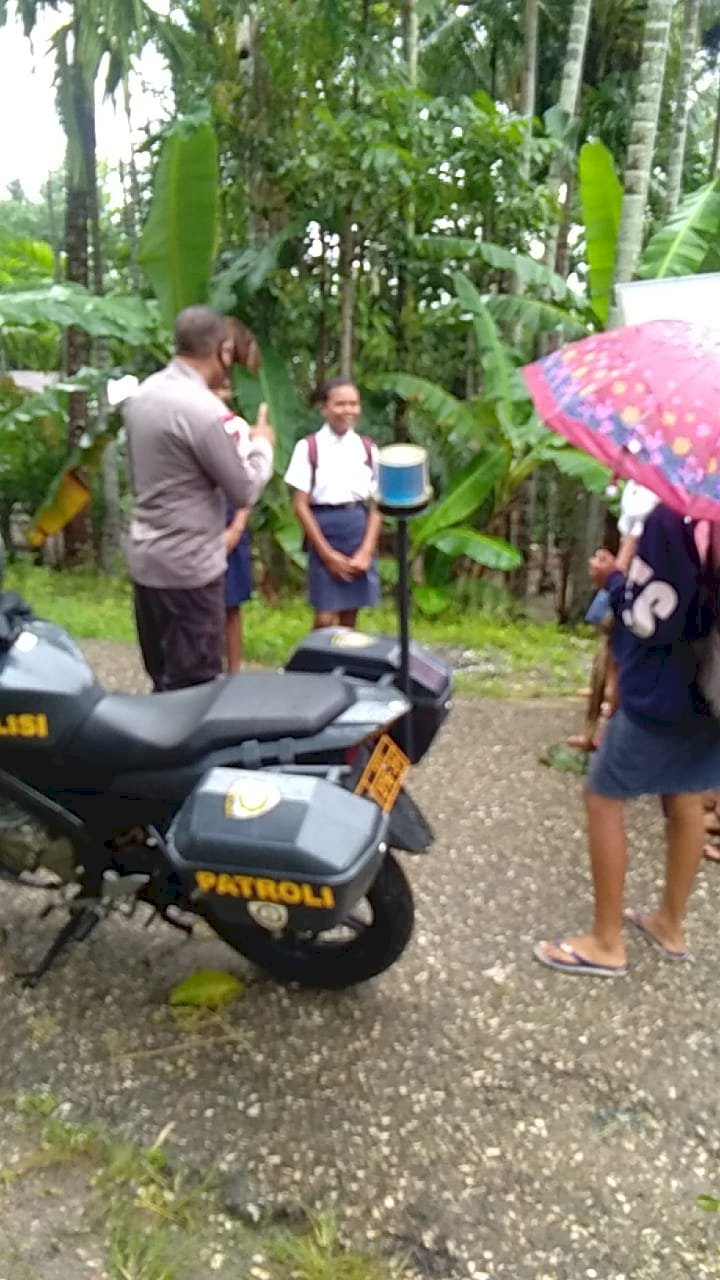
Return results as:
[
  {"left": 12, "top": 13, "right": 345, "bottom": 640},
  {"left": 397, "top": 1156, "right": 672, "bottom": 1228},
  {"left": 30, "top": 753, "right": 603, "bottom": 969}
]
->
[
  {"left": 221, "top": 410, "right": 251, "bottom": 456},
  {"left": 284, "top": 423, "right": 378, "bottom": 504}
]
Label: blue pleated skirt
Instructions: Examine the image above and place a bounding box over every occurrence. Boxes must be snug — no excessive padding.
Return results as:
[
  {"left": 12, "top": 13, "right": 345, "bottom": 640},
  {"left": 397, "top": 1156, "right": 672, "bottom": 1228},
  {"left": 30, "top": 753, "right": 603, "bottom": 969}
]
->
[
  {"left": 308, "top": 504, "right": 379, "bottom": 611},
  {"left": 225, "top": 529, "right": 252, "bottom": 608},
  {"left": 588, "top": 707, "right": 720, "bottom": 799}
]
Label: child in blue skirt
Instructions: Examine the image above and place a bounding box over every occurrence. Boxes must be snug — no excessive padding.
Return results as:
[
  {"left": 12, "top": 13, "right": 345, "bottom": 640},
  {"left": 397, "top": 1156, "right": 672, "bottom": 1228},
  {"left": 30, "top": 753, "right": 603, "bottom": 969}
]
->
[
  {"left": 535, "top": 499, "right": 720, "bottom": 978},
  {"left": 284, "top": 379, "right": 381, "bottom": 629},
  {"left": 217, "top": 384, "right": 257, "bottom": 671},
  {"left": 224, "top": 506, "right": 252, "bottom": 671}
]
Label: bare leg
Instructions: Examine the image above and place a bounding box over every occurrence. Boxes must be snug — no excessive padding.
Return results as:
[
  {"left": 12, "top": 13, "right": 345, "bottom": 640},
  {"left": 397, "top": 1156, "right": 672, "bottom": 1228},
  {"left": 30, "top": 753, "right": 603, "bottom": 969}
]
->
[
  {"left": 536, "top": 787, "right": 628, "bottom": 968},
  {"left": 338, "top": 609, "right": 359, "bottom": 628},
  {"left": 633, "top": 792, "right": 704, "bottom": 952},
  {"left": 226, "top": 607, "right": 243, "bottom": 673},
  {"left": 702, "top": 790, "right": 720, "bottom": 862},
  {"left": 313, "top": 611, "right": 336, "bottom": 629}
]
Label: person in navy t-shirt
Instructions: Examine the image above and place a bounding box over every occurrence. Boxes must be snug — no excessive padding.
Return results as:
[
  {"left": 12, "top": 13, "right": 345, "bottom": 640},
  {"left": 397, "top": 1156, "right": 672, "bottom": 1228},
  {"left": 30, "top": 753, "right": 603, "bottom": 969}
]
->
[{"left": 535, "top": 501, "right": 720, "bottom": 978}]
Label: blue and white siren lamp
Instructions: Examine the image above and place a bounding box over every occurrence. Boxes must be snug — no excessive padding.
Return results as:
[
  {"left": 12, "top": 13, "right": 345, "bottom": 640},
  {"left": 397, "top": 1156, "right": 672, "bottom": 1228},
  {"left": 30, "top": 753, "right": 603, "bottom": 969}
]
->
[{"left": 376, "top": 444, "right": 432, "bottom": 514}]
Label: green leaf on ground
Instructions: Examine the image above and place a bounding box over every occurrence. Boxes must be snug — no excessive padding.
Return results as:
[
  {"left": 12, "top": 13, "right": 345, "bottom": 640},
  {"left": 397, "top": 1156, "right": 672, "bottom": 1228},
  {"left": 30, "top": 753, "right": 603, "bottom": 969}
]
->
[
  {"left": 168, "top": 970, "right": 245, "bottom": 1010},
  {"left": 539, "top": 742, "right": 589, "bottom": 774}
]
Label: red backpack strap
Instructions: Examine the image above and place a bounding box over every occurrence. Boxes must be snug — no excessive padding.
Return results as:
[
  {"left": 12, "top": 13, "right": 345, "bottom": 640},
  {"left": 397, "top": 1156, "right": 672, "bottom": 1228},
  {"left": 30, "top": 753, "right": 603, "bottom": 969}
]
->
[
  {"left": 361, "top": 435, "right": 373, "bottom": 469},
  {"left": 305, "top": 433, "right": 319, "bottom": 494}
]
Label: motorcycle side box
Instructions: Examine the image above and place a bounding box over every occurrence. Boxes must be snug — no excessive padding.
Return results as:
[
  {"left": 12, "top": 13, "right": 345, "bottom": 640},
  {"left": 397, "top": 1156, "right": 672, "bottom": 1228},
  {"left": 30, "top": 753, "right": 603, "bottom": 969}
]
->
[
  {"left": 285, "top": 628, "right": 453, "bottom": 763},
  {"left": 166, "top": 767, "right": 388, "bottom": 930}
]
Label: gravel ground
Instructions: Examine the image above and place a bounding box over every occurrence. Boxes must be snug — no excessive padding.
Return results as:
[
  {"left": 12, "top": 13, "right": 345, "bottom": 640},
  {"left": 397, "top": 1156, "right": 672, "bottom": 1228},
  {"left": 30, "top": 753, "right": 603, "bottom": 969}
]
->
[{"left": 1, "top": 641, "right": 719, "bottom": 1279}]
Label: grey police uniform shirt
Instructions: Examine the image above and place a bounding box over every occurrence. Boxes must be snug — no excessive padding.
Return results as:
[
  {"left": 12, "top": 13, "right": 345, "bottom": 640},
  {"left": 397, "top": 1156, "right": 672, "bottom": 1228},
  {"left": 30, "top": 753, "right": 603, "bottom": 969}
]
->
[{"left": 124, "top": 358, "right": 273, "bottom": 589}]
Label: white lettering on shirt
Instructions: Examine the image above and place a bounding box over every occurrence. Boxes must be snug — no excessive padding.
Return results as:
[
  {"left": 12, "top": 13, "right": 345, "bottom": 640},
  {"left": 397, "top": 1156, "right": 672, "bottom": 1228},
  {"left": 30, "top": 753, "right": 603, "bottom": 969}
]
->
[{"left": 621, "top": 555, "right": 679, "bottom": 639}]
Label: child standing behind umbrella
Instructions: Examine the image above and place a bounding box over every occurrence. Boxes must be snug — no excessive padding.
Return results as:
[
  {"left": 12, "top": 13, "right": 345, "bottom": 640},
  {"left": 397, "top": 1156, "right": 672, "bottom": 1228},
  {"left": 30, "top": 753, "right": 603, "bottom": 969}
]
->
[
  {"left": 285, "top": 379, "right": 382, "bottom": 630},
  {"left": 535, "top": 498, "right": 720, "bottom": 978}
]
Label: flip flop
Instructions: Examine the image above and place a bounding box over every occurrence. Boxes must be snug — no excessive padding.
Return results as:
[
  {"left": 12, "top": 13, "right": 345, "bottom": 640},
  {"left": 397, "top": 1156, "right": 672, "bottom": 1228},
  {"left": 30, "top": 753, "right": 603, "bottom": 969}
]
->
[
  {"left": 533, "top": 939, "right": 628, "bottom": 978},
  {"left": 623, "top": 909, "right": 689, "bottom": 961}
]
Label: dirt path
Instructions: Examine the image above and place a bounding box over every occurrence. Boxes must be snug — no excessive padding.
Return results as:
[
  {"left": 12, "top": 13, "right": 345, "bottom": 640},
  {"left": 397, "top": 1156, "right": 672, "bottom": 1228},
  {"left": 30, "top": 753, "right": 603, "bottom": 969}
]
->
[{"left": 0, "top": 643, "right": 718, "bottom": 1278}]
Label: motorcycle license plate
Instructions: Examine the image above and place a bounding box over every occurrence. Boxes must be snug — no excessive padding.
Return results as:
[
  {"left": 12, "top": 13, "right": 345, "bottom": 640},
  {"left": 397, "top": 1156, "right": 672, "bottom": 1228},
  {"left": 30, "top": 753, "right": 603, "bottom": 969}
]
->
[{"left": 354, "top": 733, "right": 410, "bottom": 813}]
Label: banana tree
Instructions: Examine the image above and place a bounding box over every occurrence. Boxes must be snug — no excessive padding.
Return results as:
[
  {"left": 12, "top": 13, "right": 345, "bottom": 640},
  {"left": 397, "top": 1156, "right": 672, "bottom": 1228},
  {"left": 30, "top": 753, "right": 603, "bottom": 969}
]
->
[
  {"left": 0, "top": 0, "right": 176, "bottom": 558},
  {"left": 579, "top": 137, "right": 720, "bottom": 284},
  {"left": 138, "top": 116, "right": 220, "bottom": 329},
  {"left": 578, "top": 138, "right": 624, "bottom": 323},
  {"left": 371, "top": 273, "right": 607, "bottom": 612},
  {"left": 9, "top": 115, "right": 219, "bottom": 551}
]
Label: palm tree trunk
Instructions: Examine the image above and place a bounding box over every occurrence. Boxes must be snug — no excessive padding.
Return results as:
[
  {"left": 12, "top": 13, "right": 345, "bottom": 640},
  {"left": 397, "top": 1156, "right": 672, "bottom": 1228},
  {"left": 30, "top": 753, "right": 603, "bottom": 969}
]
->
[
  {"left": 566, "top": 489, "right": 605, "bottom": 622},
  {"left": 45, "top": 173, "right": 63, "bottom": 282},
  {"left": 339, "top": 205, "right": 355, "bottom": 380},
  {"left": 520, "top": 0, "right": 539, "bottom": 172},
  {"left": 665, "top": 0, "right": 702, "bottom": 214},
  {"left": 403, "top": 0, "right": 418, "bottom": 87},
  {"left": 120, "top": 82, "right": 143, "bottom": 290},
  {"left": 87, "top": 134, "right": 122, "bottom": 574},
  {"left": 711, "top": 68, "right": 720, "bottom": 178},
  {"left": 315, "top": 229, "right": 328, "bottom": 394},
  {"left": 544, "top": 0, "right": 594, "bottom": 271},
  {"left": 611, "top": 0, "right": 674, "bottom": 296},
  {"left": 507, "top": 0, "right": 540, "bottom": 600},
  {"left": 63, "top": 53, "right": 96, "bottom": 564}
]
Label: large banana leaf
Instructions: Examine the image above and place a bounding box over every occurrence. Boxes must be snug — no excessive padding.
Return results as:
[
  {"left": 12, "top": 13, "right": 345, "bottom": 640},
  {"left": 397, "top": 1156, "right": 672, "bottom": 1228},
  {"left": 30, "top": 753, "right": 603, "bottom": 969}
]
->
[
  {"left": 0, "top": 283, "right": 162, "bottom": 344},
  {"left": 578, "top": 140, "right": 623, "bottom": 324},
  {"left": 429, "top": 527, "right": 522, "bottom": 570},
  {"left": 233, "top": 344, "right": 307, "bottom": 472},
  {"left": 485, "top": 293, "right": 590, "bottom": 341},
  {"left": 0, "top": 234, "right": 54, "bottom": 286},
  {"left": 138, "top": 120, "right": 219, "bottom": 329},
  {"left": 211, "top": 220, "right": 305, "bottom": 312},
  {"left": 413, "top": 235, "right": 579, "bottom": 305},
  {"left": 638, "top": 176, "right": 720, "bottom": 279},
  {"left": 410, "top": 448, "right": 507, "bottom": 549},
  {"left": 453, "top": 274, "right": 527, "bottom": 439},
  {"left": 543, "top": 442, "right": 612, "bottom": 494},
  {"left": 366, "top": 371, "right": 478, "bottom": 438}
]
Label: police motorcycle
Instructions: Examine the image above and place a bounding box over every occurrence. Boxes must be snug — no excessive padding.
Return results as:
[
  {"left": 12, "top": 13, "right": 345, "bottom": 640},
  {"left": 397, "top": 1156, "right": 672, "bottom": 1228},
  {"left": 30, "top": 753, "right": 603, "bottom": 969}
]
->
[{"left": 0, "top": 585, "right": 451, "bottom": 991}]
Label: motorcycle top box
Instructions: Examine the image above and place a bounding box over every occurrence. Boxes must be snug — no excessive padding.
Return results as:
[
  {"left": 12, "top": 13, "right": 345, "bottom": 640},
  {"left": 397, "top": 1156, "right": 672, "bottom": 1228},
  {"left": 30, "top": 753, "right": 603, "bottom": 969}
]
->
[
  {"left": 168, "top": 767, "right": 389, "bottom": 931},
  {"left": 285, "top": 628, "right": 452, "bottom": 763}
]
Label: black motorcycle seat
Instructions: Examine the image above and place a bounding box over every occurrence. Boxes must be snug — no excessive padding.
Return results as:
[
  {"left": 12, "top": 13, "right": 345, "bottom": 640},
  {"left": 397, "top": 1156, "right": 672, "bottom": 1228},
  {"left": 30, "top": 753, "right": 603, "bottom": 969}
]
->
[{"left": 66, "top": 672, "right": 353, "bottom": 773}]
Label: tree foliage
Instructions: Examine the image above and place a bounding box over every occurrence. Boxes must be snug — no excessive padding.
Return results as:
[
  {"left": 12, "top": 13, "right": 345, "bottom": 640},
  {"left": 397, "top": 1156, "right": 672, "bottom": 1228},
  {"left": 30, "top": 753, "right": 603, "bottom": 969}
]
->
[{"left": 2, "top": 0, "right": 719, "bottom": 602}]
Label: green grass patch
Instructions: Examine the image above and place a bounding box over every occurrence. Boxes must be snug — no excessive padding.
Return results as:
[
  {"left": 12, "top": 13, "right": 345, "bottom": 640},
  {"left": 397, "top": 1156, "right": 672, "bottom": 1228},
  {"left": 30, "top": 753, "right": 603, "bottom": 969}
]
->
[
  {"left": 0, "top": 1092, "right": 404, "bottom": 1280},
  {"left": 6, "top": 564, "right": 595, "bottom": 698},
  {"left": 7, "top": 563, "right": 138, "bottom": 642}
]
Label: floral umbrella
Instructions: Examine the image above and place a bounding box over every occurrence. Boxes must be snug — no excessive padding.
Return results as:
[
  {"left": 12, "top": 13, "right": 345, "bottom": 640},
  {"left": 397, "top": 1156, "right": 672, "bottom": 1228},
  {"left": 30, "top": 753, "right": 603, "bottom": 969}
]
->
[{"left": 523, "top": 318, "right": 720, "bottom": 521}]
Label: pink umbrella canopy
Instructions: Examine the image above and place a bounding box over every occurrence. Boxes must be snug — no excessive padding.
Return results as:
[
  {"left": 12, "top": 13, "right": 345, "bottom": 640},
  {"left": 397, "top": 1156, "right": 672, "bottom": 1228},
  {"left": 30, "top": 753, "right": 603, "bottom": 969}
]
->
[{"left": 523, "top": 319, "right": 720, "bottom": 521}]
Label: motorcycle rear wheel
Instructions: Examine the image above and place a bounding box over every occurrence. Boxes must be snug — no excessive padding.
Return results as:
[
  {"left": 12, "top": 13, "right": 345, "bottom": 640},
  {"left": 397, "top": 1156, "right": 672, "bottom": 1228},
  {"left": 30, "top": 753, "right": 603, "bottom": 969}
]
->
[{"left": 207, "top": 853, "right": 414, "bottom": 989}]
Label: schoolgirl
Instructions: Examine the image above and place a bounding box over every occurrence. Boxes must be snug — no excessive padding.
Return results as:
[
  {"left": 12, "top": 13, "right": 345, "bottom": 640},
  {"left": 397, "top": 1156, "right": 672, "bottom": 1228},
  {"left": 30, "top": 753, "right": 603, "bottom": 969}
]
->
[
  {"left": 284, "top": 379, "right": 381, "bottom": 629},
  {"left": 535, "top": 498, "right": 720, "bottom": 977}
]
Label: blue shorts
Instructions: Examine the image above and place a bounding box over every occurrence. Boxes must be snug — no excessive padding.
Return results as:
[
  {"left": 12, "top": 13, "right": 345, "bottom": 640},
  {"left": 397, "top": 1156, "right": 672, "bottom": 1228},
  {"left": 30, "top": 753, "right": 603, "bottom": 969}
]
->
[{"left": 587, "top": 707, "right": 720, "bottom": 799}]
